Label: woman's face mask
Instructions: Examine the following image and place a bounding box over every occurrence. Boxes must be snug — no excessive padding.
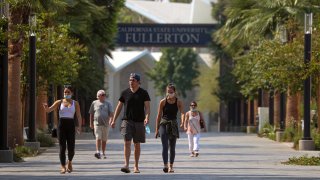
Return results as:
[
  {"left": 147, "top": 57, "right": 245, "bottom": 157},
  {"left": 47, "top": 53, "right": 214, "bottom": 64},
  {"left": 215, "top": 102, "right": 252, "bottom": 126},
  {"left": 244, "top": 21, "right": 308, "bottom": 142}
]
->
[
  {"left": 190, "top": 104, "right": 197, "bottom": 112},
  {"left": 64, "top": 94, "right": 72, "bottom": 99},
  {"left": 167, "top": 93, "right": 175, "bottom": 98}
]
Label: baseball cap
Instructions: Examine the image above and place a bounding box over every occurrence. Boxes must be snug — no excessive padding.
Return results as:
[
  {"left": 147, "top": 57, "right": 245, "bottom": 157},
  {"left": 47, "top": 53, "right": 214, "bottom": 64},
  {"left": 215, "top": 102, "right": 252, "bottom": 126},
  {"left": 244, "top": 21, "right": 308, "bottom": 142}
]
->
[{"left": 129, "top": 73, "right": 140, "bottom": 81}]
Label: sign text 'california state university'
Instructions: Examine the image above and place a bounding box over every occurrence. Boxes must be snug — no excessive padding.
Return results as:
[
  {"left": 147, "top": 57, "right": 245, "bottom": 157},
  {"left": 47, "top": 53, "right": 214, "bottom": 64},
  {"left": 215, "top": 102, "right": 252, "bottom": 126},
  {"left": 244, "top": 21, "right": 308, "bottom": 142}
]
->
[{"left": 116, "top": 24, "right": 216, "bottom": 47}]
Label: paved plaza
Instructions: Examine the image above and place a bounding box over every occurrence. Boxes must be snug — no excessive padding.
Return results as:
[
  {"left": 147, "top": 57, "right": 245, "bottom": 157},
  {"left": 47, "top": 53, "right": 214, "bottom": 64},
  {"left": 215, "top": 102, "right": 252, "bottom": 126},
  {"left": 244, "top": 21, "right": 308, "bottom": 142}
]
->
[{"left": 1, "top": 132, "right": 320, "bottom": 179}]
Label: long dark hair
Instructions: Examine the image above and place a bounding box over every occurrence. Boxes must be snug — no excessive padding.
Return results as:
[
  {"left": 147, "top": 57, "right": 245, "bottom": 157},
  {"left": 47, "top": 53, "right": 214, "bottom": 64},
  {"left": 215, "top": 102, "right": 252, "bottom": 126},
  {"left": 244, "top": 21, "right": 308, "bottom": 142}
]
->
[{"left": 64, "top": 85, "right": 74, "bottom": 92}]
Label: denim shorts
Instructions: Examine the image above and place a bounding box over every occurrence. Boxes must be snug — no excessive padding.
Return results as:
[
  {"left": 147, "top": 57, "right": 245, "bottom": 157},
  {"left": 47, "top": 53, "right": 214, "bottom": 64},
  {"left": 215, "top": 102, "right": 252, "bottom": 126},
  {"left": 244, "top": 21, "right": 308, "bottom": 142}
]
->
[{"left": 120, "top": 120, "right": 145, "bottom": 143}]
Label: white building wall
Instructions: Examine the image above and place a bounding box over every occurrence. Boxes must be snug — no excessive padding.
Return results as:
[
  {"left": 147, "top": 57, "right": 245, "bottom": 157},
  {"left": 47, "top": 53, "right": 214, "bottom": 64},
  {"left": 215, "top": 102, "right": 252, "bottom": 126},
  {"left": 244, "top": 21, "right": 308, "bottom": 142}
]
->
[{"left": 190, "top": 0, "right": 216, "bottom": 24}]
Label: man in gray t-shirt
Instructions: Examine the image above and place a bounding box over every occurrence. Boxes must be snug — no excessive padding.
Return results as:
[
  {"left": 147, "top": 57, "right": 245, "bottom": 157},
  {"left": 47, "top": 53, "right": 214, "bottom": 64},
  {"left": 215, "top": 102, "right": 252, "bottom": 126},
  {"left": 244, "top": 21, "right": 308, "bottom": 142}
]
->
[{"left": 89, "top": 90, "right": 114, "bottom": 159}]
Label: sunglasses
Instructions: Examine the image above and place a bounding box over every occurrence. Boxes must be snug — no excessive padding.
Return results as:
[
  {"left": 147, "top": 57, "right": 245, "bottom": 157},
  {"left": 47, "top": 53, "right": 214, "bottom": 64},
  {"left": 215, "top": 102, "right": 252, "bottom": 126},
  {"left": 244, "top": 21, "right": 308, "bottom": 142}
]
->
[
  {"left": 100, "top": 94, "right": 106, "bottom": 96},
  {"left": 190, "top": 104, "right": 196, "bottom": 107}
]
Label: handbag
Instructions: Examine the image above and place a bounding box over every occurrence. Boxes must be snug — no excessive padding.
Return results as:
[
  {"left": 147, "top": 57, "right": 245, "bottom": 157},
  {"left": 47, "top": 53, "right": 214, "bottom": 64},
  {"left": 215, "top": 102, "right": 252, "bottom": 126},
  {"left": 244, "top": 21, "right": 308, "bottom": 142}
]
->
[
  {"left": 200, "top": 119, "right": 205, "bottom": 129},
  {"left": 51, "top": 128, "right": 57, "bottom": 138},
  {"left": 198, "top": 111, "right": 205, "bottom": 129}
]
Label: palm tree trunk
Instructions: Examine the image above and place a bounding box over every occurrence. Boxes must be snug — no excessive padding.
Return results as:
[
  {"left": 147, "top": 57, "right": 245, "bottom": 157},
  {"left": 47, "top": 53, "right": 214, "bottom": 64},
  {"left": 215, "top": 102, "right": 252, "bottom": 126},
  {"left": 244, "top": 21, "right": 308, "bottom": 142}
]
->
[
  {"left": 262, "top": 90, "right": 269, "bottom": 107},
  {"left": 285, "top": 89, "right": 300, "bottom": 129},
  {"left": 273, "top": 92, "right": 280, "bottom": 129},
  {"left": 36, "top": 86, "right": 47, "bottom": 130},
  {"left": 7, "top": 45, "right": 23, "bottom": 148},
  {"left": 7, "top": 4, "right": 29, "bottom": 148}
]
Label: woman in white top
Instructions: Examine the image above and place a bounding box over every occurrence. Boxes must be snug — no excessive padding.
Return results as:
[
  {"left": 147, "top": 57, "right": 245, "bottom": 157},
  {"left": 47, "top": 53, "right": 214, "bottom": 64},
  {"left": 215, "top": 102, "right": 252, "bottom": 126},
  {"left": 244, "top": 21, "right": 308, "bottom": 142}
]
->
[
  {"left": 184, "top": 101, "right": 206, "bottom": 157},
  {"left": 43, "top": 85, "right": 82, "bottom": 174}
]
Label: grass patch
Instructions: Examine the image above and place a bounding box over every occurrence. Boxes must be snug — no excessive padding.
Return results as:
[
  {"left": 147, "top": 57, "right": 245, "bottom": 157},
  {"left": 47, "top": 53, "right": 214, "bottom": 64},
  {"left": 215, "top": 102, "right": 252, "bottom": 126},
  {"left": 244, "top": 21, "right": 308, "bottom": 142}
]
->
[
  {"left": 258, "top": 123, "right": 276, "bottom": 141},
  {"left": 13, "top": 146, "right": 39, "bottom": 162},
  {"left": 282, "top": 155, "right": 320, "bottom": 165}
]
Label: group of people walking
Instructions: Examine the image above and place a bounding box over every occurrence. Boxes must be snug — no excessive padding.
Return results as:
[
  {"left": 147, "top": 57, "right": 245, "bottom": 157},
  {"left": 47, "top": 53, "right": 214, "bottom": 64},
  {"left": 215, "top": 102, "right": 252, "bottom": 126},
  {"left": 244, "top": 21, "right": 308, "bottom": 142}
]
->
[{"left": 43, "top": 72, "right": 206, "bottom": 174}]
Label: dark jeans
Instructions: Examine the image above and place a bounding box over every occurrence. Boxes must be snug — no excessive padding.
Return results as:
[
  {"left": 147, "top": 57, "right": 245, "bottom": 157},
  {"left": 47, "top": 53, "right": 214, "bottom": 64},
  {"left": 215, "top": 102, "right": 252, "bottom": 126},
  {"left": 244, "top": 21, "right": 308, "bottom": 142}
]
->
[
  {"left": 159, "top": 124, "right": 177, "bottom": 164},
  {"left": 58, "top": 118, "right": 75, "bottom": 166}
]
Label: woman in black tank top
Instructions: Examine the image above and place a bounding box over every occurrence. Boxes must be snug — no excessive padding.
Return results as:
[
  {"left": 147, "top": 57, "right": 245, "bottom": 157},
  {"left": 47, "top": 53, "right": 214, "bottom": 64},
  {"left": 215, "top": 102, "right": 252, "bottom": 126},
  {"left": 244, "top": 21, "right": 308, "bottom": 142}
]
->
[{"left": 155, "top": 83, "right": 185, "bottom": 173}]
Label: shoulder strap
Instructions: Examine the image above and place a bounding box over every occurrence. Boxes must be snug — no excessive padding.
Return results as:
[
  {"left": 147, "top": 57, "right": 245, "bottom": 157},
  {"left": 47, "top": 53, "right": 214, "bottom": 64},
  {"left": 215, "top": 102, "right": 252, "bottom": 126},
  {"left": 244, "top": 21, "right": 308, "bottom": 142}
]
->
[
  {"left": 58, "top": 99, "right": 63, "bottom": 111},
  {"left": 56, "top": 99, "right": 63, "bottom": 120}
]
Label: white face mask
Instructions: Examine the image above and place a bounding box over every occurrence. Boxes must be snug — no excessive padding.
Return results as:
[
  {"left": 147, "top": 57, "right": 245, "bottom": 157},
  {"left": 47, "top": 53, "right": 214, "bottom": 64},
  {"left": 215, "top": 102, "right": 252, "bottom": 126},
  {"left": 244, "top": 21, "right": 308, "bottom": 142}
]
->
[
  {"left": 167, "top": 93, "right": 175, "bottom": 98},
  {"left": 191, "top": 107, "right": 197, "bottom": 112}
]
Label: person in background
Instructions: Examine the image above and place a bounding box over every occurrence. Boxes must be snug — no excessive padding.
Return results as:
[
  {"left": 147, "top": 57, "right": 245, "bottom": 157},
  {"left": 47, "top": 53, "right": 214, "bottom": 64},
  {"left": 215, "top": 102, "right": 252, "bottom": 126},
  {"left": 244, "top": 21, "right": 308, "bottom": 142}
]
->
[
  {"left": 155, "top": 83, "right": 185, "bottom": 173},
  {"left": 110, "top": 73, "right": 150, "bottom": 173},
  {"left": 184, "top": 101, "right": 206, "bottom": 157},
  {"left": 43, "top": 85, "right": 82, "bottom": 174},
  {"left": 89, "top": 90, "right": 114, "bottom": 159}
]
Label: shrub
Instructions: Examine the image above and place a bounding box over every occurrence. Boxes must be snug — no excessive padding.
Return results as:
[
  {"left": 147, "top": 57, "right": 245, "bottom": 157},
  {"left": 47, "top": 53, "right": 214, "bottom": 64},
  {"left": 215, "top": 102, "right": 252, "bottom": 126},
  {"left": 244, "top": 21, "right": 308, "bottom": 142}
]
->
[
  {"left": 311, "top": 129, "right": 320, "bottom": 150},
  {"left": 36, "top": 132, "right": 55, "bottom": 147},
  {"left": 258, "top": 123, "right": 276, "bottom": 140},
  {"left": 282, "top": 155, "right": 320, "bottom": 165},
  {"left": 282, "top": 126, "right": 296, "bottom": 142},
  {"left": 13, "top": 146, "right": 38, "bottom": 162}
]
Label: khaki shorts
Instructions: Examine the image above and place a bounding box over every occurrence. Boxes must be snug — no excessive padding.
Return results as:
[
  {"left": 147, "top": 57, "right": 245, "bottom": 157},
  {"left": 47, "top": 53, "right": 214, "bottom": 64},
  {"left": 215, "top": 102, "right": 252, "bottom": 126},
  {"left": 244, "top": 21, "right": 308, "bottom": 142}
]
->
[
  {"left": 94, "top": 125, "right": 109, "bottom": 141},
  {"left": 120, "top": 120, "right": 145, "bottom": 143}
]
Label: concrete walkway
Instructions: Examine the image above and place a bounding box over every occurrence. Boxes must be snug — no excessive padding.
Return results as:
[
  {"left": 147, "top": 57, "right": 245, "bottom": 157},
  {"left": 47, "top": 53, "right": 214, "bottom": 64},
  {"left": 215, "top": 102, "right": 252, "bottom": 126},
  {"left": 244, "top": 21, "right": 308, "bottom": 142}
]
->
[{"left": 1, "top": 132, "right": 320, "bottom": 179}]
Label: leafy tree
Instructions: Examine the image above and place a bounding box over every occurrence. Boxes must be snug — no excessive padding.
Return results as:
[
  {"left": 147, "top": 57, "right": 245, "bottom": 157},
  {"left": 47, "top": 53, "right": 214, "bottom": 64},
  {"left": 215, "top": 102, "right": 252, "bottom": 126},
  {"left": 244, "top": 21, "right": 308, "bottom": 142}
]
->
[
  {"left": 60, "top": 0, "right": 125, "bottom": 108},
  {"left": 197, "top": 63, "right": 219, "bottom": 112},
  {"left": 5, "top": 0, "right": 68, "bottom": 148},
  {"left": 211, "top": 0, "right": 242, "bottom": 104},
  {"left": 118, "top": 7, "right": 152, "bottom": 23},
  {"left": 215, "top": 0, "right": 318, "bottom": 51},
  {"left": 233, "top": 38, "right": 305, "bottom": 97},
  {"left": 3, "top": 0, "right": 124, "bottom": 147},
  {"left": 213, "top": 0, "right": 320, "bottom": 128},
  {"left": 58, "top": 0, "right": 125, "bottom": 60},
  {"left": 21, "top": 14, "right": 87, "bottom": 89},
  {"left": 147, "top": 48, "right": 199, "bottom": 97}
]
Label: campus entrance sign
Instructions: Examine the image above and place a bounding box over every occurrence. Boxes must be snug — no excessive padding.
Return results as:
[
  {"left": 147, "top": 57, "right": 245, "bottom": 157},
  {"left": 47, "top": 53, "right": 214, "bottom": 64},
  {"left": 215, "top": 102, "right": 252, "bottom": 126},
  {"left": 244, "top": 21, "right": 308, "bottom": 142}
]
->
[{"left": 116, "top": 23, "right": 216, "bottom": 47}]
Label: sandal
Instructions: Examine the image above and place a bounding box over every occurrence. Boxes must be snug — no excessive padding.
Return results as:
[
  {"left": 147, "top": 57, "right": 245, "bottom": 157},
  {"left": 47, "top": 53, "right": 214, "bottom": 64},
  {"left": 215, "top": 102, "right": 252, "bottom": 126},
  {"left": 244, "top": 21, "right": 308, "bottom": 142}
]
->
[
  {"left": 121, "top": 167, "right": 131, "bottom": 173},
  {"left": 163, "top": 167, "right": 168, "bottom": 173},
  {"left": 60, "top": 166, "right": 66, "bottom": 174},
  {"left": 133, "top": 168, "right": 140, "bottom": 173},
  {"left": 168, "top": 164, "right": 174, "bottom": 173},
  {"left": 168, "top": 168, "right": 174, "bottom": 173},
  {"left": 66, "top": 160, "right": 73, "bottom": 173}
]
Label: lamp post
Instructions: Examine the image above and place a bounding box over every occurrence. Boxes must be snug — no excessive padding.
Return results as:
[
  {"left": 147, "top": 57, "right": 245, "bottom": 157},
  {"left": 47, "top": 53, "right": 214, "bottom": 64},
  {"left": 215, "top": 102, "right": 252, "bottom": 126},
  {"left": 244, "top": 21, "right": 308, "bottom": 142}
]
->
[
  {"left": 299, "top": 13, "right": 315, "bottom": 150},
  {"left": 26, "top": 13, "right": 38, "bottom": 145},
  {"left": 0, "top": 1, "right": 13, "bottom": 163},
  {"left": 0, "top": 16, "right": 8, "bottom": 151},
  {"left": 279, "top": 26, "right": 287, "bottom": 131},
  {"left": 276, "top": 25, "right": 287, "bottom": 142}
]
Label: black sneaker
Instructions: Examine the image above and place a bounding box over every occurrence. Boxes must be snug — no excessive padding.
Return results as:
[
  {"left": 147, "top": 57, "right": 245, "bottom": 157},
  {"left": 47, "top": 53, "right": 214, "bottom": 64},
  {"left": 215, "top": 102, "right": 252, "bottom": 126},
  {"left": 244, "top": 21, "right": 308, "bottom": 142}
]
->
[{"left": 94, "top": 153, "right": 101, "bottom": 159}]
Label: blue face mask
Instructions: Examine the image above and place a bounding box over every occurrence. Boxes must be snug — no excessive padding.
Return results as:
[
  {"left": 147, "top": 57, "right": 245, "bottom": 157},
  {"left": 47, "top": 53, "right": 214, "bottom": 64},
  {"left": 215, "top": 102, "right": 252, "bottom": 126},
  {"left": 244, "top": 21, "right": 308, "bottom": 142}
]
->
[{"left": 64, "top": 95, "right": 72, "bottom": 99}]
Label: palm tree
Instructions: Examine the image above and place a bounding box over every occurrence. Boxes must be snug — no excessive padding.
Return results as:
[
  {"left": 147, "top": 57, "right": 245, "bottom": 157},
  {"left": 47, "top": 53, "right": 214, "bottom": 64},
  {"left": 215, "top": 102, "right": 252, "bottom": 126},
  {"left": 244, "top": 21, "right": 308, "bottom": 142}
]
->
[
  {"left": 7, "top": 0, "right": 98, "bottom": 147},
  {"left": 215, "top": 0, "right": 319, "bottom": 130},
  {"left": 6, "top": 0, "right": 68, "bottom": 148}
]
